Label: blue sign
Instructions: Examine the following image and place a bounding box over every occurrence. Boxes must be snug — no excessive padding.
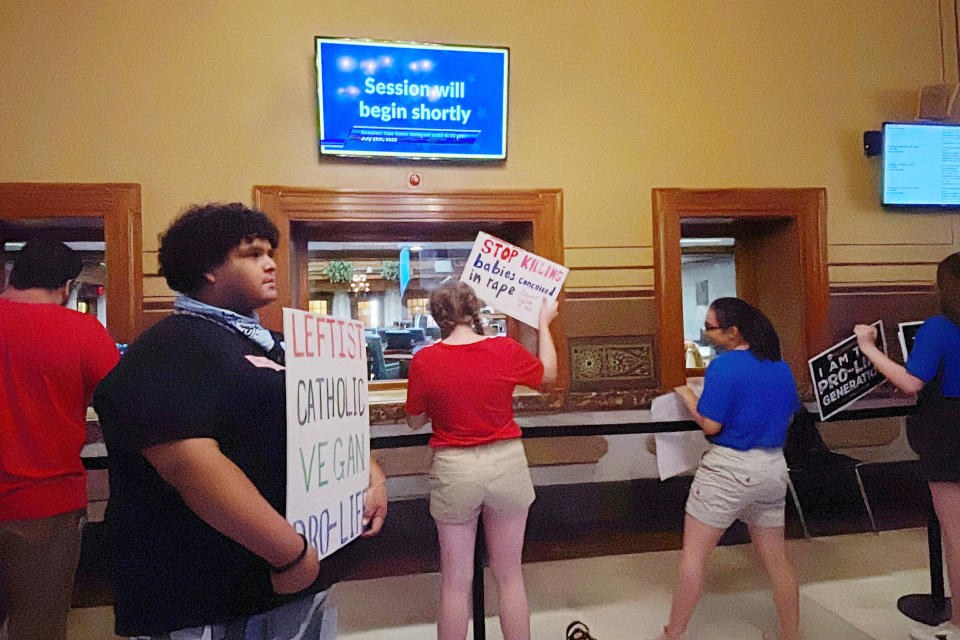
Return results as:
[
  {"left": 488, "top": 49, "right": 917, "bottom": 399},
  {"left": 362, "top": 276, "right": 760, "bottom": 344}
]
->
[{"left": 316, "top": 38, "right": 508, "bottom": 160}]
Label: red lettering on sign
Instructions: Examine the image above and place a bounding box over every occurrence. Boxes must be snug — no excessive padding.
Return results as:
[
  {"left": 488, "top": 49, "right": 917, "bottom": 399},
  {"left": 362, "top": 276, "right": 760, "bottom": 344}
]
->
[
  {"left": 291, "top": 315, "right": 305, "bottom": 357},
  {"left": 302, "top": 314, "right": 315, "bottom": 357}
]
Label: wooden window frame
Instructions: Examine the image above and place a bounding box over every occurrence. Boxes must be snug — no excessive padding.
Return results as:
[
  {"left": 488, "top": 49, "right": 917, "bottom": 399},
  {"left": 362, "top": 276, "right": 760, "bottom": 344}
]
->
[
  {"left": 0, "top": 183, "right": 142, "bottom": 343},
  {"left": 653, "top": 188, "right": 829, "bottom": 389},
  {"left": 253, "top": 186, "right": 568, "bottom": 392}
]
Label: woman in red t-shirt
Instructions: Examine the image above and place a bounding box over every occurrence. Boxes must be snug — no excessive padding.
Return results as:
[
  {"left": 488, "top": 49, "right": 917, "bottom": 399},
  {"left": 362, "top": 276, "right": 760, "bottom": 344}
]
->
[{"left": 406, "top": 283, "right": 558, "bottom": 640}]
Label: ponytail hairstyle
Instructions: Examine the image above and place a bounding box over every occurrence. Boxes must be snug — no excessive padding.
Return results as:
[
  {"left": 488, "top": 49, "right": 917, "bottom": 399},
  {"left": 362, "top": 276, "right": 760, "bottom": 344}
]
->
[
  {"left": 937, "top": 251, "right": 960, "bottom": 326},
  {"left": 709, "top": 297, "right": 783, "bottom": 362},
  {"left": 428, "top": 283, "right": 484, "bottom": 339}
]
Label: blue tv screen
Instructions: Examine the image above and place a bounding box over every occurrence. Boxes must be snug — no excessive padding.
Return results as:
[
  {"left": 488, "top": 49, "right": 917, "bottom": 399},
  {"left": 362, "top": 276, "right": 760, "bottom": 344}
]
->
[
  {"left": 883, "top": 122, "right": 960, "bottom": 206},
  {"left": 315, "top": 37, "right": 509, "bottom": 160}
]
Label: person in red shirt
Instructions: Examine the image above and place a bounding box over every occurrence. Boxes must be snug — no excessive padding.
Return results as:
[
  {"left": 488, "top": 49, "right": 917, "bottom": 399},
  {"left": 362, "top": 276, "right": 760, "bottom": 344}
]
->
[
  {"left": 0, "top": 241, "right": 120, "bottom": 640},
  {"left": 406, "top": 283, "right": 558, "bottom": 640}
]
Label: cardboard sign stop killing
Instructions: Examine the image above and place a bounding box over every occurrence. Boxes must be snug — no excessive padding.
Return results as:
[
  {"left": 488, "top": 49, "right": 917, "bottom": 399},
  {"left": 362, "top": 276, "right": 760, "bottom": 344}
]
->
[{"left": 458, "top": 232, "right": 568, "bottom": 327}]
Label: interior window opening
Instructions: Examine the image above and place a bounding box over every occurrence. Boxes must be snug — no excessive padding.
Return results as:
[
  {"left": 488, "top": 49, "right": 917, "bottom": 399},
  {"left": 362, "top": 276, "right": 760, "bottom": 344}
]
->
[
  {"left": 680, "top": 237, "right": 736, "bottom": 369},
  {"left": 304, "top": 231, "right": 527, "bottom": 382},
  {"left": 2, "top": 221, "right": 108, "bottom": 331}
]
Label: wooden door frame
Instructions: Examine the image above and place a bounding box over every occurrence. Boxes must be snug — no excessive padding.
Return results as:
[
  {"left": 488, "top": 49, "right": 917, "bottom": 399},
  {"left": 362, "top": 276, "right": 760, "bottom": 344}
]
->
[
  {"left": 253, "top": 186, "right": 568, "bottom": 392},
  {"left": 0, "top": 182, "right": 142, "bottom": 343},
  {"left": 652, "top": 188, "right": 829, "bottom": 389}
]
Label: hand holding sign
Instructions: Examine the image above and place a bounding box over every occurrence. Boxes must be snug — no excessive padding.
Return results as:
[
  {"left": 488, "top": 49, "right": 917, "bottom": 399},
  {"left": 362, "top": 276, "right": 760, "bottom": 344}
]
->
[
  {"left": 853, "top": 323, "right": 878, "bottom": 345},
  {"left": 539, "top": 296, "right": 559, "bottom": 327},
  {"left": 361, "top": 464, "right": 388, "bottom": 537},
  {"left": 459, "top": 232, "right": 568, "bottom": 327},
  {"left": 854, "top": 322, "right": 892, "bottom": 366}
]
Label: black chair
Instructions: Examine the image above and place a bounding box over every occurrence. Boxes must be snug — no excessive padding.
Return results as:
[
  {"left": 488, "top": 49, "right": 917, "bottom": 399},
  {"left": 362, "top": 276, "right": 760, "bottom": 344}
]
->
[
  {"left": 384, "top": 330, "right": 415, "bottom": 351},
  {"left": 783, "top": 411, "right": 877, "bottom": 538},
  {"left": 365, "top": 335, "right": 400, "bottom": 380}
]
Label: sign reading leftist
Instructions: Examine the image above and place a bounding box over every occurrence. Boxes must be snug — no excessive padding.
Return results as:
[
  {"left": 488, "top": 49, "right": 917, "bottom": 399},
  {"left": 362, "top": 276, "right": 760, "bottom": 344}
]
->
[
  {"left": 459, "top": 231, "right": 568, "bottom": 328},
  {"left": 0, "top": 241, "right": 119, "bottom": 640},
  {"left": 94, "top": 203, "right": 387, "bottom": 639},
  {"left": 284, "top": 308, "right": 370, "bottom": 559}
]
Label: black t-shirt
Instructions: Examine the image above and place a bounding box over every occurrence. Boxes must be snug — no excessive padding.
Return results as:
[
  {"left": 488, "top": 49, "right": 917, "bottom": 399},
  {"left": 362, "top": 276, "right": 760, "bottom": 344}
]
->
[{"left": 93, "top": 315, "right": 356, "bottom": 635}]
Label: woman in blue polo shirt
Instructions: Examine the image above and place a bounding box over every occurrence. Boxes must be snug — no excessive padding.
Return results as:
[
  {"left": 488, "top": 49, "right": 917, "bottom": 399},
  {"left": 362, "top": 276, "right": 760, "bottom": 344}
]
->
[
  {"left": 657, "top": 297, "right": 800, "bottom": 640},
  {"left": 854, "top": 252, "right": 960, "bottom": 640}
]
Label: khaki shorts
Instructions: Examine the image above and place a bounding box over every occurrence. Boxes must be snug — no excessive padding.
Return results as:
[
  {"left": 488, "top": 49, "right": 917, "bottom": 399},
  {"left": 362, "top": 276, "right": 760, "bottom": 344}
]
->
[
  {"left": 685, "top": 445, "right": 788, "bottom": 529},
  {"left": 0, "top": 509, "right": 85, "bottom": 640},
  {"left": 429, "top": 438, "right": 536, "bottom": 525}
]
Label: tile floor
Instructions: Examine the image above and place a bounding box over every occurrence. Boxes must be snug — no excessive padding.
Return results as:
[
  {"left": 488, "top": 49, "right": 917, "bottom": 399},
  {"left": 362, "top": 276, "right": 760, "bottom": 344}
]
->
[{"left": 68, "top": 528, "right": 943, "bottom": 640}]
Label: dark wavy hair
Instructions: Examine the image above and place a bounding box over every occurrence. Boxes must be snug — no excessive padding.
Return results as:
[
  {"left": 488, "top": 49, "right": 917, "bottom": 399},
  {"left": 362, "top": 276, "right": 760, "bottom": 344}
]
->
[
  {"left": 158, "top": 203, "right": 279, "bottom": 294},
  {"left": 709, "top": 297, "right": 783, "bottom": 362},
  {"left": 8, "top": 241, "right": 82, "bottom": 291},
  {"left": 428, "top": 283, "right": 484, "bottom": 338},
  {"left": 937, "top": 252, "right": 960, "bottom": 326}
]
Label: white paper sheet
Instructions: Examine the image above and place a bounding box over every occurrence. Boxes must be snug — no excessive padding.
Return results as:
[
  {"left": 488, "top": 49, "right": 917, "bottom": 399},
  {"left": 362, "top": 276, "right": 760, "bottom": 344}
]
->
[
  {"left": 651, "top": 391, "right": 709, "bottom": 480},
  {"left": 650, "top": 390, "right": 694, "bottom": 422},
  {"left": 654, "top": 431, "right": 710, "bottom": 480}
]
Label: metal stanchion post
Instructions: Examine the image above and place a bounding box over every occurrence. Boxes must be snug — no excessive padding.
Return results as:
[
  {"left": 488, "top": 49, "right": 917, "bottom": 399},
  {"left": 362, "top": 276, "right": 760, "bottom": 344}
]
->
[
  {"left": 473, "top": 516, "right": 486, "bottom": 640},
  {"left": 897, "top": 491, "right": 952, "bottom": 625}
]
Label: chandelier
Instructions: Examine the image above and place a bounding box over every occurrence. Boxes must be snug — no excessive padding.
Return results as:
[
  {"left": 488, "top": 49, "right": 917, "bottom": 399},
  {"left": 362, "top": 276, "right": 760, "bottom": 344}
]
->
[{"left": 349, "top": 273, "right": 370, "bottom": 294}]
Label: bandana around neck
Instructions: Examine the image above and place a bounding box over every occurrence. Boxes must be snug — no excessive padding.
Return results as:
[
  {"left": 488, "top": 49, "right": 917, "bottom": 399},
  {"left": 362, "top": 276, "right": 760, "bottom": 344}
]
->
[{"left": 173, "top": 294, "right": 281, "bottom": 354}]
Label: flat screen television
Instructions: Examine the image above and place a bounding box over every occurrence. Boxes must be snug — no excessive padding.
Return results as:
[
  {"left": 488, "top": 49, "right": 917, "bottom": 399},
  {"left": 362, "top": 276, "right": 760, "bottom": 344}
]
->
[
  {"left": 315, "top": 37, "right": 509, "bottom": 160},
  {"left": 882, "top": 122, "right": 960, "bottom": 207}
]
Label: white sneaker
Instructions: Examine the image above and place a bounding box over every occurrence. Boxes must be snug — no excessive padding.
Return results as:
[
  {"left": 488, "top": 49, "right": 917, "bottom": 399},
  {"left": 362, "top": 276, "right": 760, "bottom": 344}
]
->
[{"left": 910, "top": 621, "right": 960, "bottom": 640}]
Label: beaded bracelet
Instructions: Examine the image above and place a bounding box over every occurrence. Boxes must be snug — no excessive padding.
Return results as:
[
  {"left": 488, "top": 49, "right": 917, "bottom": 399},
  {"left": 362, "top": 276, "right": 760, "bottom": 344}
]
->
[{"left": 270, "top": 534, "right": 308, "bottom": 574}]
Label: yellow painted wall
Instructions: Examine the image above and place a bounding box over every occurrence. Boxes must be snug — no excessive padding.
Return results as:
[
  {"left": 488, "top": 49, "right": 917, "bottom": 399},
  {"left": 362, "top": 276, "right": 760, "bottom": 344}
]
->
[{"left": 0, "top": 0, "right": 950, "bottom": 290}]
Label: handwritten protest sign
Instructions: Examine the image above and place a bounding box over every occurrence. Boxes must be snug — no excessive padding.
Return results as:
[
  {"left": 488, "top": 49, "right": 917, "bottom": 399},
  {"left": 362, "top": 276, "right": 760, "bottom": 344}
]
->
[
  {"left": 459, "top": 232, "right": 568, "bottom": 327},
  {"left": 808, "top": 320, "right": 887, "bottom": 421},
  {"left": 283, "top": 308, "right": 369, "bottom": 559},
  {"left": 898, "top": 321, "right": 923, "bottom": 360}
]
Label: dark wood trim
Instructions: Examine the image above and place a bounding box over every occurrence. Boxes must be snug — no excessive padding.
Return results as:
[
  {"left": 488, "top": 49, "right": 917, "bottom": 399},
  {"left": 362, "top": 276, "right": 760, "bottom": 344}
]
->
[
  {"left": 141, "top": 301, "right": 174, "bottom": 310},
  {"left": 830, "top": 283, "right": 938, "bottom": 295},
  {"left": 652, "top": 188, "right": 829, "bottom": 388},
  {"left": 0, "top": 183, "right": 142, "bottom": 343},
  {"left": 569, "top": 265, "right": 652, "bottom": 271},
  {"left": 830, "top": 261, "right": 940, "bottom": 267},
  {"left": 565, "top": 289, "right": 655, "bottom": 299},
  {"left": 252, "top": 187, "right": 568, "bottom": 392}
]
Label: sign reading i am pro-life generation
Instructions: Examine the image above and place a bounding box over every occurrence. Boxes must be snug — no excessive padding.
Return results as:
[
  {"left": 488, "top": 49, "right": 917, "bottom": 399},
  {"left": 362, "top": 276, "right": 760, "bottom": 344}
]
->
[
  {"left": 808, "top": 320, "right": 888, "bottom": 421},
  {"left": 459, "top": 232, "right": 568, "bottom": 328},
  {"left": 283, "top": 308, "right": 369, "bottom": 560}
]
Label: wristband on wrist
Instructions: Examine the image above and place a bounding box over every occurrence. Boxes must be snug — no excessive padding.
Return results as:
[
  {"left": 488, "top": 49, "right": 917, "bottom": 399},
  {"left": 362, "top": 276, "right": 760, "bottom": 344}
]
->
[
  {"left": 270, "top": 534, "right": 308, "bottom": 574},
  {"left": 368, "top": 478, "right": 387, "bottom": 490}
]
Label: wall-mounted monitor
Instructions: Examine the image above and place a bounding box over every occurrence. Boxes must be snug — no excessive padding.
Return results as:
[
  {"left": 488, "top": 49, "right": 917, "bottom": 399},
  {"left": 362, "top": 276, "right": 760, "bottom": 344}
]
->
[
  {"left": 315, "top": 37, "right": 509, "bottom": 160},
  {"left": 883, "top": 122, "right": 960, "bottom": 207}
]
